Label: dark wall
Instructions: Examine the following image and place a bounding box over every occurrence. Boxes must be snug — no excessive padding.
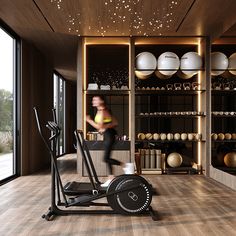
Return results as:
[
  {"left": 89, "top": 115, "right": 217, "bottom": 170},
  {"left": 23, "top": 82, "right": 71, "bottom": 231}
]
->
[
  {"left": 65, "top": 80, "right": 77, "bottom": 153},
  {"left": 21, "top": 40, "right": 53, "bottom": 175}
]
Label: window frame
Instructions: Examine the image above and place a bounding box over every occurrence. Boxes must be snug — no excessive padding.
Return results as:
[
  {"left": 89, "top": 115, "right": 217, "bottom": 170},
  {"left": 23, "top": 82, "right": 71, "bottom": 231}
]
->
[{"left": 0, "top": 20, "right": 21, "bottom": 185}]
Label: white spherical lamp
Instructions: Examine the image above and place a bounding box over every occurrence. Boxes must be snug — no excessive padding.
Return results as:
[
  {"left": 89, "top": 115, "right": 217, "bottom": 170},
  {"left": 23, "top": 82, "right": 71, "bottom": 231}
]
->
[
  {"left": 157, "top": 52, "right": 180, "bottom": 77},
  {"left": 228, "top": 53, "right": 236, "bottom": 75},
  {"left": 180, "top": 52, "right": 202, "bottom": 78},
  {"left": 211, "top": 52, "right": 228, "bottom": 76},
  {"left": 135, "top": 52, "right": 156, "bottom": 79}
]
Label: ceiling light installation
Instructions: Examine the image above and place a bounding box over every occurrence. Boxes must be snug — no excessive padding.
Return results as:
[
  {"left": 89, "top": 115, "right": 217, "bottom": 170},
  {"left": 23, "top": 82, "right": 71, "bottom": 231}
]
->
[
  {"left": 50, "top": 0, "right": 62, "bottom": 10},
  {"left": 50, "top": 0, "right": 179, "bottom": 36}
]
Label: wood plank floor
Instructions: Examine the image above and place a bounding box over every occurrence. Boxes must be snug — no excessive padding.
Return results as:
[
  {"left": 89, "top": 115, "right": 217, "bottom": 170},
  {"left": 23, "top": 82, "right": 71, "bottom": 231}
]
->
[{"left": 0, "top": 154, "right": 236, "bottom": 236}]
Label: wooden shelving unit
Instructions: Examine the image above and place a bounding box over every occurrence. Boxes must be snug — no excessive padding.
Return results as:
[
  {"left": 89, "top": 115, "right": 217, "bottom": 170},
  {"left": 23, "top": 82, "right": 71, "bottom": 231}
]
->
[
  {"left": 77, "top": 38, "right": 132, "bottom": 177},
  {"left": 75, "top": 36, "right": 236, "bottom": 189},
  {"left": 133, "top": 38, "right": 208, "bottom": 174},
  {"left": 77, "top": 36, "right": 209, "bottom": 177},
  {"left": 210, "top": 42, "right": 236, "bottom": 181}
]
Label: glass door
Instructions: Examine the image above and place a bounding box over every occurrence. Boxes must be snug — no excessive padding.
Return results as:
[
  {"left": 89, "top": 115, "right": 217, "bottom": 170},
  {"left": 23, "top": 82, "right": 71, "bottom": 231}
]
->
[{"left": 0, "top": 27, "right": 16, "bottom": 182}]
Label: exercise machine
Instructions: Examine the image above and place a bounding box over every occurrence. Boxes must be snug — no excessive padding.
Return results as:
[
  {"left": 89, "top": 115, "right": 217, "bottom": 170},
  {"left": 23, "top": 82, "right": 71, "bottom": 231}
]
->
[{"left": 33, "top": 107, "right": 157, "bottom": 221}]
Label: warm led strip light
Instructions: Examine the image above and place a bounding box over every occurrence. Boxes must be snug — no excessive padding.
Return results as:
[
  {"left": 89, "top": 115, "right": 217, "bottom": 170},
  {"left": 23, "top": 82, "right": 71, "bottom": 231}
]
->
[
  {"left": 83, "top": 42, "right": 87, "bottom": 134},
  {"left": 197, "top": 41, "right": 202, "bottom": 166}
]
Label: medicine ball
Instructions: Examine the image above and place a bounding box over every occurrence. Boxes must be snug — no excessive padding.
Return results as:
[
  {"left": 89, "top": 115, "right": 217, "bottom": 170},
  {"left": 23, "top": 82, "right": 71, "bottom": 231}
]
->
[
  {"left": 224, "top": 152, "right": 236, "bottom": 167},
  {"left": 167, "top": 152, "right": 183, "bottom": 167}
]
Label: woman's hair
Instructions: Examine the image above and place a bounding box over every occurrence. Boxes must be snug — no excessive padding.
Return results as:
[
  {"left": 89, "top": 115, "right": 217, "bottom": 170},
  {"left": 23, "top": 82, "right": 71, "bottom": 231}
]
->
[
  {"left": 93, "top": 95, "right": 112, "bottom": 114},
  {"left": 94, "top": 95, "right": 106, "bottom": 104},
  {"left": 93, "top": 95, "right": 106, "bottom": 108}
]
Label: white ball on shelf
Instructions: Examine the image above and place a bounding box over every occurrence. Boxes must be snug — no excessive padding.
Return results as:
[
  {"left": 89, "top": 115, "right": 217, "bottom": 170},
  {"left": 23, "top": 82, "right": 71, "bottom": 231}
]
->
[
  {"left": 180, "top": 52, "right": 202, "bottom": 78},
  {"left": 153, "top": 133, "right": 160, "bottom": 140},
  {"left": 167, "top": 133, "right": 174, "bottom": 140},
  {"left": 167, "top": 152, "right": 183, "bottom": 167},
  {"left": 228, "top": 53, "right": 236, "bottom": 75},
  {"left": 135, "top": 52, "right": 156, "bottom": 79},
  {"left": 181, "top": 133, "right": 188, "bottom": 141},
  {"left": 160, "top": 133, "right": 167, "bottom": 140},
  {"left": 174, "top": 133, "right": 181, "bottom": 140},
  {"left": 145, "top": 133, "right": 153, "bottom": 140},
  {"left": 211, "top": 52, "right": 228, "bottom": 76},
  {"left": 137, "top": 133, "right": 145, "bottom": 140},
  {"left": 157, "top": 52, "right": 180, "bottom": 76}
]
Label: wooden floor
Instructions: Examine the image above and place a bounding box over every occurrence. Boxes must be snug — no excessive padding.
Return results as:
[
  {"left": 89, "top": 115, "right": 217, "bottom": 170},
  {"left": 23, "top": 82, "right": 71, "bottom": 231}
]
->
[{"left": 0, "top": 154, "right": 236, "bottom": 236}]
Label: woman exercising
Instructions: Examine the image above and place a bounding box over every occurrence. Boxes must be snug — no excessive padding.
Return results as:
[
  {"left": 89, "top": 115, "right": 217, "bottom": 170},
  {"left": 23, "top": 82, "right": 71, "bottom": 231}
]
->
[{"left": 86, "top": 95, "right": 128, "bottom": 187}]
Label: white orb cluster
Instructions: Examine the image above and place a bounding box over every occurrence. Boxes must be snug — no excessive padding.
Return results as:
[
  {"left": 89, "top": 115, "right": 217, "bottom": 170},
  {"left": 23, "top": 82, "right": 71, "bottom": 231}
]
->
[{"left": 135, "top": 51, "right": 202, "bottom": 79}]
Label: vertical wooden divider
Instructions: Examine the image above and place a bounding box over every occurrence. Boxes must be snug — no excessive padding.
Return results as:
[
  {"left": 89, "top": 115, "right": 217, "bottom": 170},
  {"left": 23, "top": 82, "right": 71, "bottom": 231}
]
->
[{"left": 129, "top": 37, "right": 135, "bottom": 163}]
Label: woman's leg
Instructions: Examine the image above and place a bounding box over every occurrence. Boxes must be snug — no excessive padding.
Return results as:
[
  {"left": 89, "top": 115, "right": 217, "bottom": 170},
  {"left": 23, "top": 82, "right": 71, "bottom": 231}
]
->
[{"left": 103, "top": 128, "right": 121, "bottom": 175}]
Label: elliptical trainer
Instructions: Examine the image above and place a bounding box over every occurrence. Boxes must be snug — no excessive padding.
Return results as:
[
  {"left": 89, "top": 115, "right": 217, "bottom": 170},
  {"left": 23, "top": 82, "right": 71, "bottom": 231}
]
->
[{"left": 33, "top": 107, "right": 157, "bottom": 221}]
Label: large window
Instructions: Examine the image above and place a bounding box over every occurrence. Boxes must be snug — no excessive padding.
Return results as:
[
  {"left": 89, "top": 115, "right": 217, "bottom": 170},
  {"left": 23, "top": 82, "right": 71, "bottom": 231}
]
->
[
  {"left": 0, "top": 26, "right": 19, "bottom": 182},
  {"left": 53, "top": 73, "right": 65, "bottom": 155}
]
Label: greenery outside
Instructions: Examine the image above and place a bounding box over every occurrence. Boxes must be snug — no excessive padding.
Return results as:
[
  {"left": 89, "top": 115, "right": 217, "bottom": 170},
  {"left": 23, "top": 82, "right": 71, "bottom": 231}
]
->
[{"left": 0, "top": 89, "right": 13, "bottom": 154}]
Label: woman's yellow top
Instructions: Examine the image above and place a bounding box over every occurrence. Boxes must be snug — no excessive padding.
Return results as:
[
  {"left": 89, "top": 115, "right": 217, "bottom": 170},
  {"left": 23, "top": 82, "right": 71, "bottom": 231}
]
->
[{"left": 94, "top": 113, "right": 112, "bottom": 124}]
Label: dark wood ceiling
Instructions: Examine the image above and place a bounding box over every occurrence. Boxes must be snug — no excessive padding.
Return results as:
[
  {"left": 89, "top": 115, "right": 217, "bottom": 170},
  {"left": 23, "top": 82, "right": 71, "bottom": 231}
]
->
[
  {"left": 1, "top": 0, "right": 236, "bottom": 80},
  {"left": 222, "top": 23, "right": 236, "bottom": 37}
]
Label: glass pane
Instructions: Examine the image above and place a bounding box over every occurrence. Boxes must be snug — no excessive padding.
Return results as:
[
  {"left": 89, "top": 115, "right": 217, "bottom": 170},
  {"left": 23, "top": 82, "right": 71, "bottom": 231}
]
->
[
  {"left": 0, "top": 28, "right": 14, "bottom": 181},
  {"left": 53, "top": 74, "right": 65, "bottom": 155},
  {"left": 53, "top": 74, "right": 58, "bottom": 109},
  {"left": 59, "top": 78, "right": 64, "bottom": 155}
]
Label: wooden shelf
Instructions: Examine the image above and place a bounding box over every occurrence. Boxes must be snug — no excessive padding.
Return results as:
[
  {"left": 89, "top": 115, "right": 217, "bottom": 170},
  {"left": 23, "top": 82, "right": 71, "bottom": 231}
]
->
[
  {"left": 165, "top": 167, "right": 200, "bottom": 175},
  {"left": 211, "top": 140, "right": 236, "bottom": 143},
  {"left": 136, "top": 140, "right": 205, "bottom": 143},
  {"left": 84, "top": 90, "right": 130, "bottom": 95},
  {"left": 85, "top": 140, "right": 130, "bottom": 150},
  {"left": 136, "top": 114, "right": 206, "bottom": 118},
  {"left": 211, "top": 90, "right": 236, "bottom": 95},
  {"left": 135, "top": 90, "right": 205, "bottom": 95},
  {"left": 212, "top": 115, "right": 236, "bottom": 118},
  {"left": 134, "top": 68, "right": 205, "bottom": 71},
  {"left": 141, "top": 170, "right": 163, "bottom": 175},
  {"left": 214, "top": 167, "right": 236, "bottom": 175}
]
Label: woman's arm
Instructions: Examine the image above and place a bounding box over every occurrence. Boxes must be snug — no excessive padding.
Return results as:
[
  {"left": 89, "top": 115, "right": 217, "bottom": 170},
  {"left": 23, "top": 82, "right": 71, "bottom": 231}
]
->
[
  {"left": 86, "top": 115, "right": 103, "bottom": 130},
  {"left": 86, "top": 110, "right": 118, "bottom": 132},
  {"left": 102, "top": 116, "right": 118, "bottom": 129}
]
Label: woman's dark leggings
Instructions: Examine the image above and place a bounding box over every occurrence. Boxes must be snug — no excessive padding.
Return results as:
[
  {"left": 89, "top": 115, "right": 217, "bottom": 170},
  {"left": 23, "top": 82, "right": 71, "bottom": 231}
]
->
[{"left": 103, "top": 128, "right": 121, "bottom": 175}]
